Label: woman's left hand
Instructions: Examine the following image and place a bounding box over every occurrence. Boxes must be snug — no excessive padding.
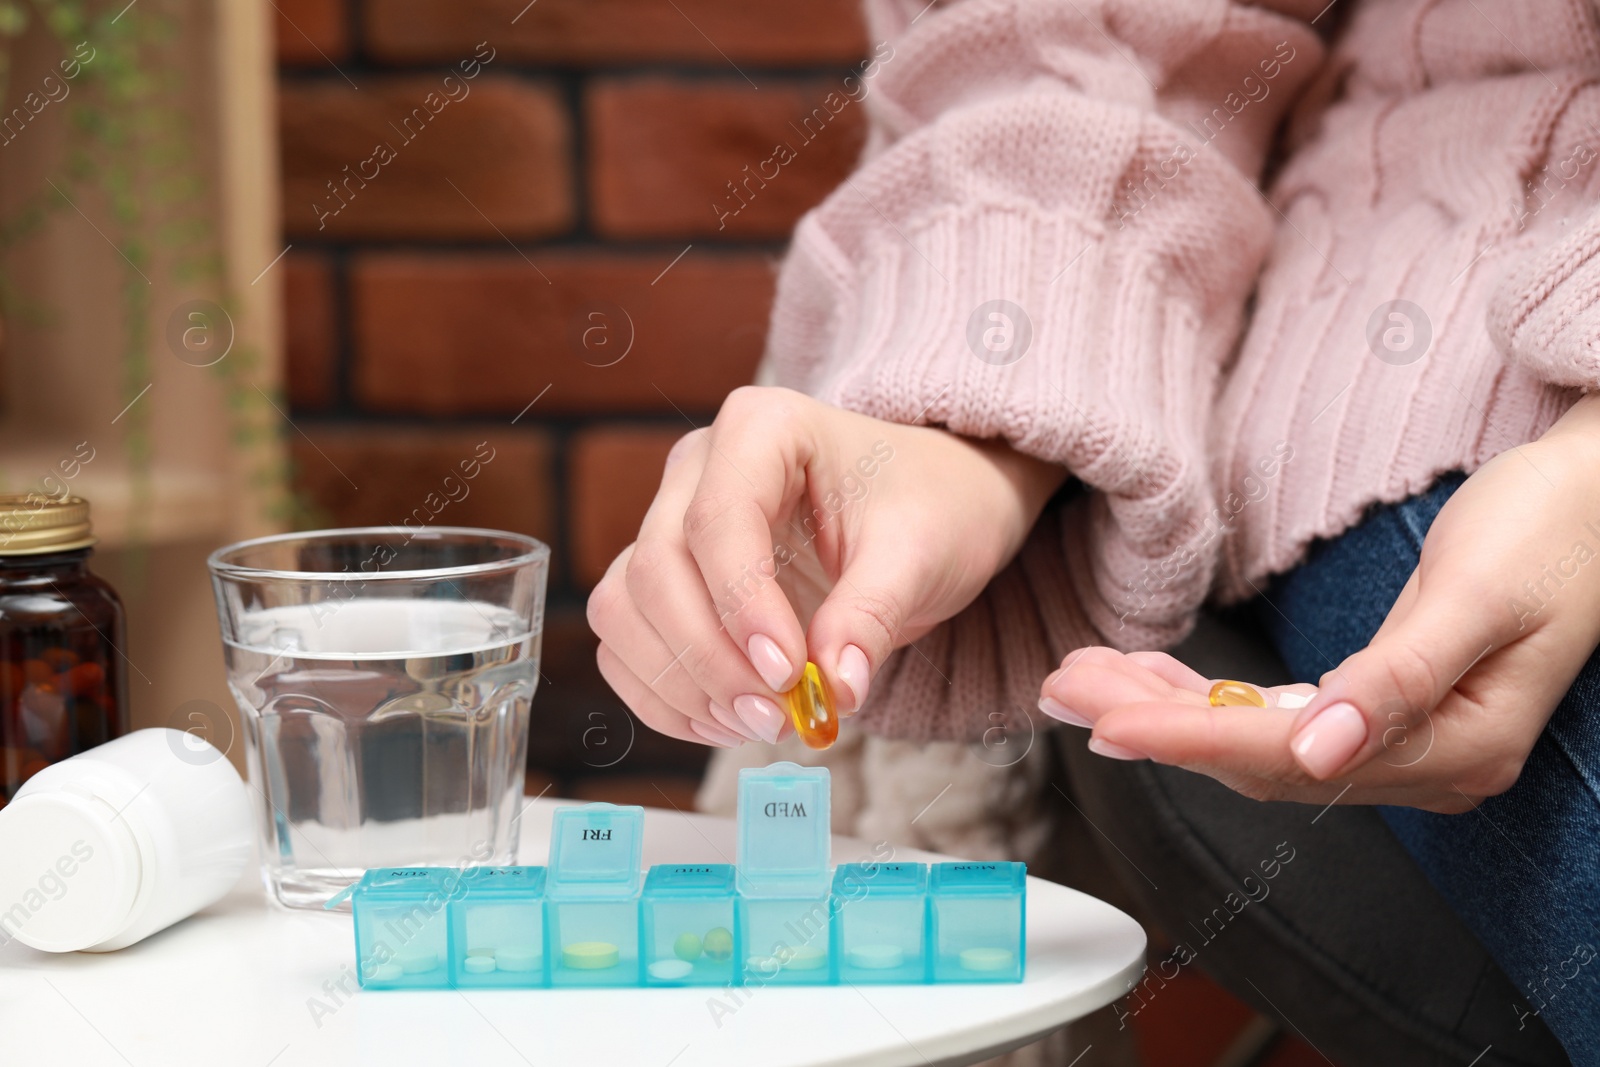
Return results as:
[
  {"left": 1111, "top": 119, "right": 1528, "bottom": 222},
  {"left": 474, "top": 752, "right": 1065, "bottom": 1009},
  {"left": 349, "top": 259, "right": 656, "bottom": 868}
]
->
[{"left": 1040, "top": 394, "right": 1600, "bottom": 813}]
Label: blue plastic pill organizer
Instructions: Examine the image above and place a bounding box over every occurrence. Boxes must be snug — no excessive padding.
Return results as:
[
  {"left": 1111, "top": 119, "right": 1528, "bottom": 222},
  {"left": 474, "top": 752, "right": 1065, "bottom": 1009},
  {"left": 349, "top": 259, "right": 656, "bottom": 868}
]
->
[
  {"left": 547, "top": 802, "right": 645, "bottom": 986},
  {"left": 339, "top": 761, "right": 1025, "bottom": 988},
  {"left": 735, "top": 761, "right": 836, "bottom": 984}
]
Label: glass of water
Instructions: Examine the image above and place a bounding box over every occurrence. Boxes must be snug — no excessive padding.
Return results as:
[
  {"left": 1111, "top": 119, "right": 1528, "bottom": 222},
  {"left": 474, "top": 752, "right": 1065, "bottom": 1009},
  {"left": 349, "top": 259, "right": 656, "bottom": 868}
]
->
[{"left": 208, "top": 527, "right": 548, "bottom": 910}]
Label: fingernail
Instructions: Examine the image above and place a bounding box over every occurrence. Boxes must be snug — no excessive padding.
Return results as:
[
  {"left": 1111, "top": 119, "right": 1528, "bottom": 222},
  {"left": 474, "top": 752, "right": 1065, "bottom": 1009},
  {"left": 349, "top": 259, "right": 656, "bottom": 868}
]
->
[
  {"left": 733, "top": 694, "right": 786, "bottom": 744},
  {"left": 835, "top": 644, "right": 870, "bottom": 713},
  {"left": 1039, "top": 696, "right": 1093, "bottom": 729},
  {"left": 1290, "top": 701, "right": 1367, "bottom": 778},
  {"left": 708, "top": 701, "right": 759, "bottom": 742},
  {"left": 1274, "top": 691, "right": 1313, "bottom": 710},
  {"left": 1088, "top": 737, "right": 1146, "bottom": 761},
  {"left": 747, "top": 634, "right": 794, "bottom": 691},
  {"left": 690, "top": 719, "right": 743, "bottom": 748}
]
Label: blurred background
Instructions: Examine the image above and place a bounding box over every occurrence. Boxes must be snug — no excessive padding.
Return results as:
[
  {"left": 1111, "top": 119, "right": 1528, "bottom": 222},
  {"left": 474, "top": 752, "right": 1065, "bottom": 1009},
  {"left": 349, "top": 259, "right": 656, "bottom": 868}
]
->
[
  {"left": 0, "top": 1, "right": 1320, "bottom": 1062},
  {"left": 272, "top": 0, "right": 868, "bottom": 811}
]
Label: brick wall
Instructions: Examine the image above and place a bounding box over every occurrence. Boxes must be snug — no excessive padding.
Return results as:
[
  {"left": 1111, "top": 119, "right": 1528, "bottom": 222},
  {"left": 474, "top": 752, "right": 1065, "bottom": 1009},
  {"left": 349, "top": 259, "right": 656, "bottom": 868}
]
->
[{"left": 275, "top": 0, "right": 867, "bottom": 802}]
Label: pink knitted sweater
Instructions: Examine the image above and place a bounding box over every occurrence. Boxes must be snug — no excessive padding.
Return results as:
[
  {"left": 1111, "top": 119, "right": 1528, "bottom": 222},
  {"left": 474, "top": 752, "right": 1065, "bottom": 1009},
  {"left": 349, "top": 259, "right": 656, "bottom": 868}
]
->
[{"left": 763, "top": 0, "right": 1600, "bottom": 741}]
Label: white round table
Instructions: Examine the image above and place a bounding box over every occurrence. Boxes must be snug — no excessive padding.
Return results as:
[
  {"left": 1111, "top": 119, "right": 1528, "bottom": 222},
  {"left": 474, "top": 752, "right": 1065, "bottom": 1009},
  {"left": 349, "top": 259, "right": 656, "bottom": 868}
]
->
[{"left": 0, "top": 798, "right": 1146, "bottom": 1067}]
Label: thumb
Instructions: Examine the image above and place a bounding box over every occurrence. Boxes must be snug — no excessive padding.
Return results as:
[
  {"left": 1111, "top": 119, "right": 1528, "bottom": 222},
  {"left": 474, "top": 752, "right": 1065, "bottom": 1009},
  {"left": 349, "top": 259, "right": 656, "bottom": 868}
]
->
[
  {"left": 1288, "top": 577, "right": 1512, "bottom": 780},
  {"left": 805, "top": 545, "right": 930, "bottom": 716}
]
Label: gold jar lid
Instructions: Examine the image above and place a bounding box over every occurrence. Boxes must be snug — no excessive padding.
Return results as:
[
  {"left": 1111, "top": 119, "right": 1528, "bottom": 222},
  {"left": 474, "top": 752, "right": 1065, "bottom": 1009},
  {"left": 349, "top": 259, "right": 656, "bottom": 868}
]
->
[{"left": 0, "top": 494, "right": 96, "bottom": 555}]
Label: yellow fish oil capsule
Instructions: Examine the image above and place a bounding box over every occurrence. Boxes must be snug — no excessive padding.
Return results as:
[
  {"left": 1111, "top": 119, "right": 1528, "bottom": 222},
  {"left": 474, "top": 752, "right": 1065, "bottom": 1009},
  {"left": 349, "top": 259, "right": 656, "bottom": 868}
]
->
[
  {"left": 1208, "top": 680, "right": 1267, "bottom": 707},
  {"left": 785, "top": 661, "right": 839, "bottom": 750}
]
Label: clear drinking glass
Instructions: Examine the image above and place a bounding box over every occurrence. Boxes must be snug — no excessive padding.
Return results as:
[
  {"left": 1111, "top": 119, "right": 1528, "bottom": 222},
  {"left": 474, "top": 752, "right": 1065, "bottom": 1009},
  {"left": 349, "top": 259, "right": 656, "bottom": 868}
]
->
[{"left": 208, "top": 528, "right": 548, "bottom": 909}]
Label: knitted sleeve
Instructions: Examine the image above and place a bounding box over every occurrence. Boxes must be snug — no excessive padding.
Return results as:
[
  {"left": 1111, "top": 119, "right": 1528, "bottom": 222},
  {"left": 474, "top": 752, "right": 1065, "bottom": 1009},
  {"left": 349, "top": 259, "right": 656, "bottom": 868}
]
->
[
  {"left": 1490, "top": 203, "right": 1600, "bottom": 390},
  {"left": 762, "top": 0, "right": 1326, "bottom": 740}
]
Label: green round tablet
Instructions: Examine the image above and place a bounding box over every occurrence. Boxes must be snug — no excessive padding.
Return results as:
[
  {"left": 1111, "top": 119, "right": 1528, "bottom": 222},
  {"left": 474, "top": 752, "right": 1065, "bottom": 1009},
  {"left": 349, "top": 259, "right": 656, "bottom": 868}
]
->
[
  {"left": 673, "top": 932, "right": 702, "bottom": 961},
  {"left": 562, "top": 940, "right": 621, "bottom": 970},
  {"left": 463, "top": 955, "right": 497, "bottom": 974},
  {"left": 702, "top": 927, "right": 733, "bottom": 961},
  {"left": 959, "top": 947, "right": 1015, "bottom": 973}
]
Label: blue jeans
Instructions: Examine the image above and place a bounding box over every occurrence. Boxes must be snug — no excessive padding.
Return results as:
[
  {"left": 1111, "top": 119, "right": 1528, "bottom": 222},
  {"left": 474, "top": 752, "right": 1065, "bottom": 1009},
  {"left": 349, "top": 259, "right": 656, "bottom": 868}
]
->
[{"left": 1262, "top": 472, "right": 1600, "bottom": 1065}]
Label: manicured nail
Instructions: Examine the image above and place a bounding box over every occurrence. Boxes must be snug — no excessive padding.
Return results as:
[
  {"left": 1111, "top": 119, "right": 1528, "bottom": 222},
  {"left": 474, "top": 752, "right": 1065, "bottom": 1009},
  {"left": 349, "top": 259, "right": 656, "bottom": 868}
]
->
[
  {"left": 733, "top": 694, "right": 786, "bottom": 744},
  {"left": 1039, "top": 696, "right": 1093, "bottom": 729},
  {"left": 1274, "top": 691, "right": 1313, "bottom": 709},
  {"left": 689, "top": 719, "right": 743, "bottom": 748},
  {"left": 835, "top": 644, "right": 870, "bottom": 713},
  {"left": 747, "top": 633, "right": 794, "bottom": 691},
  {"left": 1290, "top": 701, "right": 1367, "bottom": 778},
  {"left": 708, "top": 701, "right": 759, "bottom": 742},
  {"left": 1087, "top": 737, "right": 1146, "bottom": 761}
]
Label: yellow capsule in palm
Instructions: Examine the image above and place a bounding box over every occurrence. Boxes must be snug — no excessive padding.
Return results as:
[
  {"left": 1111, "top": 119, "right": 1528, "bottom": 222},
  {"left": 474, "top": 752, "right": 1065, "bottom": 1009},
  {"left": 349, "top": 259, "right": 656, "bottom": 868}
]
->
[
  {"left": 785, "top": 661, "right": 839, "bottom": 749},
  {"left": 1208, "top": 680, "right": 1267, "bottom": 707}
]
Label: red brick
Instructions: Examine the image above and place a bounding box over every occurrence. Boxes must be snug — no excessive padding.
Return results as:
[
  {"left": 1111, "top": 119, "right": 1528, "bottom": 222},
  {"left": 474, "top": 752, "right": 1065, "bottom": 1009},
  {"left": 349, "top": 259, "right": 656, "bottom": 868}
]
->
[
  {"left": 280, "top": 77, "right": 571, "bottom": 239},
  {"left": 349, "top": 252, "right": 771, "bottom": 417},
  {"left": 276, "top": 0, "right": 349, "bottom": 66},
  {"left": 568, "top": 426, "right": 681, "bottom": 587},
  {"left": 283, "top": 252, "right": 337, "bottom": 412},
  {"left": 589, "top": 78, "right": 865, "bottom": 239},
  {"left": 288, "top": 426, "right": 555, "bottom": 546},
  {"left": 363, "top": 0, "right": 866, "bottom": 66}
]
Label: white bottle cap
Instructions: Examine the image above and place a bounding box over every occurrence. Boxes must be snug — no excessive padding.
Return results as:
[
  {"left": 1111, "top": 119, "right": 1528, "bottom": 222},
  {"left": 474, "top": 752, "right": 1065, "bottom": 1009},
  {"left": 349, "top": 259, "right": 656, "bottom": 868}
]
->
[{"left": 0, "top": 790, "right": 144, "bottom": 952}]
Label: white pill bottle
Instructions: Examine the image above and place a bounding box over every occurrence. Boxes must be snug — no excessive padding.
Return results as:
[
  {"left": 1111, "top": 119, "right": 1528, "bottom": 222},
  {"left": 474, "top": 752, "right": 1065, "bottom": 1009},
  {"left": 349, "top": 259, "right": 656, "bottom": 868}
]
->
[{"left": 0, "top": 728, "right": 252, "bottom": 952}]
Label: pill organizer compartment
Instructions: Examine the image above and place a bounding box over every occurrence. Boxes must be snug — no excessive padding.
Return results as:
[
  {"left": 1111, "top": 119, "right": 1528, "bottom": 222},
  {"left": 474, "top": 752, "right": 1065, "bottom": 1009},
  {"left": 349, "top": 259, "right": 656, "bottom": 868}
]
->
[
  {"left": 832, "top": 862, "right": 929, "bottom": 983},
  {"left": 735, "top": 762, "right": 835, "bottom": 985},
  {"left": 545, "top": 803, "right": 645, "bottom": 987},
  {"left": 350, "top": 868, "right": 456, "bottom": 989},
  {"left": 448, "top": 866, "right": 548, "bottom": 988},
  {"left": 641, "top": 864, "right": 739, "bottom": 986},
  {"left": 928, "top": 861, "right": 1026, "bottom": 983}
]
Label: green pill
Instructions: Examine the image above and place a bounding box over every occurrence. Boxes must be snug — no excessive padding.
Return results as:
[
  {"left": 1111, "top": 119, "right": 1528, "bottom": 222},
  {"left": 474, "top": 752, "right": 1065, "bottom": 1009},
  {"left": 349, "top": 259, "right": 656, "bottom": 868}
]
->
[
  {"left": 702, "top": 927, "right": 733, "bottom": 961},
  {"left": 674, "top": 932, "right": 702, "bottom": 961}
]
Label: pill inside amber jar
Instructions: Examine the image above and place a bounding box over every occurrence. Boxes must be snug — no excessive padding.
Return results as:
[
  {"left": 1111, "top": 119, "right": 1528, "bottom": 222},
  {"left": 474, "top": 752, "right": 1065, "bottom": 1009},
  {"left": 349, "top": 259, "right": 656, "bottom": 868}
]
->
[
  {"left": 785, "top": 661, "right": 838, "bottom": 750},
  {"left": 1208, "top": 680, "right": 1267, "bottom": 707}
]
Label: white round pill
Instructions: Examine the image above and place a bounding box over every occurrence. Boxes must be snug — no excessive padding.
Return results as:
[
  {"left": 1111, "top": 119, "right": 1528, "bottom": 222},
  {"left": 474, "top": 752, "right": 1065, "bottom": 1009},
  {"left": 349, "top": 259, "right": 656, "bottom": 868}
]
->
[
  {"left": 495, "top": 946, "right": 541, "bottom": 973},
  {"left": 396, "top": 950, "right": 438, "bottom": 974},
  {"left": 959, "top": 947, "right": 1015, "bottom": 972},
  {"left": 371, "top": 962, "right": 404, "bottom": 982},
  {"left": 463, "top": 955, "right": 497, "bottom": 974},
  {"left": 648, "top": 958, "right": 694, "bottom": 981},
  {"left": 848, "top": 943, "right": 904, "bottom": 970}
]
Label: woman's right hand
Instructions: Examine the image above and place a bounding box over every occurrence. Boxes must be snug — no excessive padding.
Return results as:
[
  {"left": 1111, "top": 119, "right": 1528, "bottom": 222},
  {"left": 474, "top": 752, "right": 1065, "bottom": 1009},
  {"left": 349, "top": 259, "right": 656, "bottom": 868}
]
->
[{"left": 586, "top": 386, "right": 1066, "bottom": 747}]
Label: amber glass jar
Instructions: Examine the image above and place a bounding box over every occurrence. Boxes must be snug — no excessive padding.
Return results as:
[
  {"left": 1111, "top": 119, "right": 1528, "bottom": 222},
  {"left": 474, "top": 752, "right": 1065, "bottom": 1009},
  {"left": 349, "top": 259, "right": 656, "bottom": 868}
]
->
[{"left": 0, "top": 495, "right": 126, "bottom": 808}]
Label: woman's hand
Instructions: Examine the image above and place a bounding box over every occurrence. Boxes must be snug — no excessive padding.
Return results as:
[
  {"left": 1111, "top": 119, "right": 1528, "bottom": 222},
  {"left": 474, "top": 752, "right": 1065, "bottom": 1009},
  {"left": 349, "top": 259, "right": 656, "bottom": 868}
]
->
[
  {"left": 588, "top": 386, "right": 1066, "bottom": 748},
  {"left": 1039, "top": 394, "right": 1600, "bottom": 813}
]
